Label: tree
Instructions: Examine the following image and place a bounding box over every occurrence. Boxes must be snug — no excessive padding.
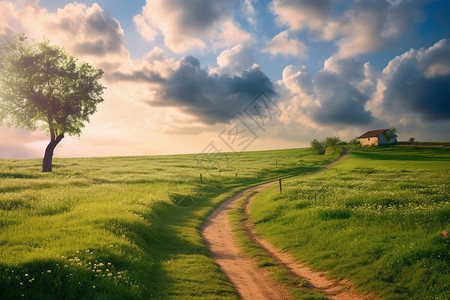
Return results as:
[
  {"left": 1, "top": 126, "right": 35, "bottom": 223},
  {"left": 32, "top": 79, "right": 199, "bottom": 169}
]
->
[
  {"left": 324, "top": 137, "right": 341, "bottom": 149},
  {"left": 310, "top": 139, "right": 326, "bottom": 155},
  {"left": 409, "top": 137, "right": 415, "bottom": 143},
  {"left": 0, "top": 35, "right": 105, "bottom": 172}
]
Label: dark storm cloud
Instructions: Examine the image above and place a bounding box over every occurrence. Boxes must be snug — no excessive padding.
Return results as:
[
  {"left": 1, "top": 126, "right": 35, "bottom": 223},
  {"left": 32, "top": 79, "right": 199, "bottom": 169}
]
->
[
  {"left": 151, "top": 56, "right": 276, "bottom": 124},
  {"left": 381, "top": 39, "right": 450, "bottom": 121},
  {"left": 312, "top": 71, "right": 373, "bottom": 125}
]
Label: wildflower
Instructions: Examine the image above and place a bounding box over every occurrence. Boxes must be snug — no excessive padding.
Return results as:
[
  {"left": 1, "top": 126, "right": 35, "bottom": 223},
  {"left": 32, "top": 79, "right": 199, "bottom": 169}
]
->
[
  {"left": 24, "top": 274, "right": 29, "bottom": 277},
  {"left": 107, "top": 273, "right": 113, "bottom": 277},
  {"left": 47, "top": 270, "right": 51, "bottom": 273}
]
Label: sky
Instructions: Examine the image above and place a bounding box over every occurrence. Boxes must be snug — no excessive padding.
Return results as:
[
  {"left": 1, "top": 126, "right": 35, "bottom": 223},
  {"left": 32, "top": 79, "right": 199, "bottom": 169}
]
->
[{"left": 0, "top": 0, "right": 449, "bottom": 159}]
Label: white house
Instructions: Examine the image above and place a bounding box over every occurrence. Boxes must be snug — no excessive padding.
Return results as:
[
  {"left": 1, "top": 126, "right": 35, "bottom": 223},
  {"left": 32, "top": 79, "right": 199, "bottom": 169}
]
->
[{"left": 357, "top": 129, "right": 397, "bottom": 147}]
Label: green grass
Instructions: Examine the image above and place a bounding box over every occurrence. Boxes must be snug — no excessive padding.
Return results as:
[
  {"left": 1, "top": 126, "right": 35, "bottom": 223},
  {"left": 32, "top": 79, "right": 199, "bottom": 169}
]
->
[
  {"left": 0, "top": 148, "right": 338, "bottom": 299},
  {"left": 250, "top": 147, "right": 450, "bottom": 299}
]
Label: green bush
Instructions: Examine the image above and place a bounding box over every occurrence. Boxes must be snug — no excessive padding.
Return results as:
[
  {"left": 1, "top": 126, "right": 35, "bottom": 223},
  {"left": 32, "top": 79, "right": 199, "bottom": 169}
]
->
[{"left": 311, "top": 139, "right": 326, "bottom": 155}]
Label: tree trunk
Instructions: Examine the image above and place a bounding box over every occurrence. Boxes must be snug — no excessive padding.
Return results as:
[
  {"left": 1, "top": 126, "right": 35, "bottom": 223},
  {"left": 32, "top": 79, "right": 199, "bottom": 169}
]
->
[{"left": 42, "top": 134, "right": 64, "bottom": 172}]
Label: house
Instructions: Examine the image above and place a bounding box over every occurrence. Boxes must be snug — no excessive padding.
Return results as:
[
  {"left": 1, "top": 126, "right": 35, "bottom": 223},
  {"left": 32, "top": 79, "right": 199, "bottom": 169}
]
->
[{"left": 357, "top": 129, "right": 397, "bottom": 147}]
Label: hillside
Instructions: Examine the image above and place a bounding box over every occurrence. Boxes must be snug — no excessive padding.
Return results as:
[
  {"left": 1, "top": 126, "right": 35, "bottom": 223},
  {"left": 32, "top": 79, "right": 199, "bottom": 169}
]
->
[
  {"left": 0, "top": 149, "right": 338, "bottom": 299},
  {"left": 249, "top": 147, "right": 450, "bottom": 299}
]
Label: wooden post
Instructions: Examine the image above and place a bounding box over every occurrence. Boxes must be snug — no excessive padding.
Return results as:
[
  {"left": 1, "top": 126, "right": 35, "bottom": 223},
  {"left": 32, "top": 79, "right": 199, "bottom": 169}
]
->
[
  {"left": 275, "top": 159, "right": 278, "bottom": 168},
  {"left": 235, "top": 172, "right": 237, "bottom": 178},
  {"left": 200, "top": 173, "right": 203, "bottom": 184},
  {"left": 278, "top": 179, "right": 282, "bottom": 192}
]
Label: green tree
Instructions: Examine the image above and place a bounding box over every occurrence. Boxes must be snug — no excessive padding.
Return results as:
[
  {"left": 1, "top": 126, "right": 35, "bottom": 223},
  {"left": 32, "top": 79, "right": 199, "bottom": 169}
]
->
[
  {"left": 310, "top": 139, "right": 326, "bottom": 155},
  {"left": 324, "top": 137, "right": 341, "bottom": 149},
  {"left": 0, "top": 35, "right": 105, "bottom": 172}
]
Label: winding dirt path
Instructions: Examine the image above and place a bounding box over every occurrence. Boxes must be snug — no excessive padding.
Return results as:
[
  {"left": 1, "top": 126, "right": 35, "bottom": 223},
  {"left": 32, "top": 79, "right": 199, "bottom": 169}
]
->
[
  {"left": 202, "top": 151, "right": 375, "bottom": 299},
  {"left": 202, "top": 182, "right": 291, "bottom": 300}
]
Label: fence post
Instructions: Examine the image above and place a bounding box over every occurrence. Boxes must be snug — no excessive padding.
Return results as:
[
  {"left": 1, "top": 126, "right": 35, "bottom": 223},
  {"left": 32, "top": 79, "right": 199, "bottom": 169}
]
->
[
  {"left": 278, "top": 179, "right": 282, "bottom": 192},
  {"left": 200, "top": 173, "right": 203, "bottom": 184}
]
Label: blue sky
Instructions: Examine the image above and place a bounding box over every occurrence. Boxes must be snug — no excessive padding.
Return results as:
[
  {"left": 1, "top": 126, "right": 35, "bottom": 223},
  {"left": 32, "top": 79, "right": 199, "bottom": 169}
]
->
[{"left": 1, "top": 0, "right": 449, "bottom": 158}]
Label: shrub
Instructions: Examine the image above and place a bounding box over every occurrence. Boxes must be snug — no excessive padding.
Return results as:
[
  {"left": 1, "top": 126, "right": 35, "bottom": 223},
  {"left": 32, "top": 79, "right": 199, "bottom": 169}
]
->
[{"left": 311, "top": 139, "right": 326, "bottom": 155}]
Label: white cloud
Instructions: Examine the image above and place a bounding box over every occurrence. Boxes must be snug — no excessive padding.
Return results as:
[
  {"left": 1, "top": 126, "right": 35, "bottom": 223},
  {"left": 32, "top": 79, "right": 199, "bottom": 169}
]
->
[
  {"left": 263, "top": 30, "right": 307, "bottom": 58},
  {"left": 270, "top": 0, "right": 424, "bottom": 59},
  {"left": 215, "top": 20, "right": 252, "bottom": 49},
  {"left": 216, "top": 44, "right": 256, "bottom": 75},
  {"left": 0, "top": 2, "right": 129, "bottom": 71},
  {"left": 133, "top": 13, "right": 159, "bottom": 41},
  {"left": 242, "top": 0, "right": 256, "bottom": 28},
  {"left": 270, "top": 0, "right": 331, "bottom": 31},
  {"left": 134, "top": 0, "right": 250, "bottom": 53}
]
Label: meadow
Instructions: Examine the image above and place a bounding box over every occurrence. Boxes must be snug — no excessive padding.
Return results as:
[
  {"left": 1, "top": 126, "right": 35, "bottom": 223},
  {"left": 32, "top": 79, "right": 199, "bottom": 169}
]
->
[
  {"left": 0, "top": 148, "right": 338, "bottom": 299},
  {"left": 250, "top": 147, "right": 450, "bottom": 299}
]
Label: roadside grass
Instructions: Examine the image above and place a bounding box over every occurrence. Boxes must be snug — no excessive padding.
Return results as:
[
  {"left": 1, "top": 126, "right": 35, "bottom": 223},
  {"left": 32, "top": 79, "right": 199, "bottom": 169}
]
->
[
  {"left": 0, "top": 148, "right": 337, "bottom": 299},
  {"left": 250, "top": 147, "right": 450, "bottom": 299},
  {"left": 228, "top": 191, "right": 327, "bottom": 299}
]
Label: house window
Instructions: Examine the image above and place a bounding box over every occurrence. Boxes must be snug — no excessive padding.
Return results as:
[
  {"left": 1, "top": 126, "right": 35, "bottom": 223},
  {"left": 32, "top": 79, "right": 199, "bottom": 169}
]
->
[{"left": 368, "top": 138, "right": 370, "bottom": 141}]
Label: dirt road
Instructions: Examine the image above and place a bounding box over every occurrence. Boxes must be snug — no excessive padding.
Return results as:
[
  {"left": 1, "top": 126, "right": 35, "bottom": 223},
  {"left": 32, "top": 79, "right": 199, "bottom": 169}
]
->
[{"left": 201, "top": 151, "right": 375, "bottom": 299}]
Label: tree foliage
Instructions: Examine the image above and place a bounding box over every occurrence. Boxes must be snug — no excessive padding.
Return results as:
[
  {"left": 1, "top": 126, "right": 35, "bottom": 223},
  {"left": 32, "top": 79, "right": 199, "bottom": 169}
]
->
[
  {"left": 310, "top": 139, "right": 326, "bottom": 155},
  {"left": 311, "top": 137, "right": 345, "bottom": 155},
  {"left": 0, "top": 34, "right": 105, "bottom": 171}
]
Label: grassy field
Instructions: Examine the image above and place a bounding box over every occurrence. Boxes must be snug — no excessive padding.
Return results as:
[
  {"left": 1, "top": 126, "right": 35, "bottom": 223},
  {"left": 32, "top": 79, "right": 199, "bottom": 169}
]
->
[
  {"left": 250, "top": 147, "right": 450, "bottom": 299},
  {"left": 0, "top": 148, "right": 338, "bottom": 299}
]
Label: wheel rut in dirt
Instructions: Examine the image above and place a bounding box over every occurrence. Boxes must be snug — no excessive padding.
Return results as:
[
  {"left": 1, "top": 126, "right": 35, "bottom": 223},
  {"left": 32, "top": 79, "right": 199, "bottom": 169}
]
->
[{"left": 202, "top": 151, "right": 376, "bottom": 299}]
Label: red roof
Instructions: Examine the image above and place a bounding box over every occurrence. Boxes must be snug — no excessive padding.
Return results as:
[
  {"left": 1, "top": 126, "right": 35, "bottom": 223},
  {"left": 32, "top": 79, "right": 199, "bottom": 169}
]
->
[{"left": 357, "top": 129, "right": 397, "bottom": 139}]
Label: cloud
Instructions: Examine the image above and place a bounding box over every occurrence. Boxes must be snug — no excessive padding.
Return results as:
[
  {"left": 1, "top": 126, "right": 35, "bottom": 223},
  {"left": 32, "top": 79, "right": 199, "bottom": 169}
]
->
[
  {"left": 270, "top": 0, "right": 425, "bottom": 59},
  {"left": 263, "top": 30, "right": 307, "bottom": 58},
  {"left": 150, "top": 56, "right": 276, "bottom": 124},
  {"left": 0, "top": 127, "right": 47, "bottom": 159},
  {"left": 377, "top": 38, "right": 450, "bottom": 121},
  {"left": 43, "top": 3, "right": 127, "bottom": 60},
  {"left": 214, "top": 20, "right": 252, "bottom": 49},
  {"left": 313, "top": 71, "right": 373, "bottom": 125},
  {"left": 216, "top": 44, "right": 256, "bottom": 75},
  {"left": 134, "top": 0, "right": 250, "bottom": 52},
  {"left": 277, "top": 61, "right": 375, "bottom": 128},
  {"left": 242, "top": 0, "right": 257, "bottom": 28},
  {"left": 327, "top": 0, "right": 424, "bottom": 59},
  {"left": 0, "top": 2, "right": 129, "bottom": 71},
  {"left": 270, "top": 0, "right": 331, "bottom": 31}
]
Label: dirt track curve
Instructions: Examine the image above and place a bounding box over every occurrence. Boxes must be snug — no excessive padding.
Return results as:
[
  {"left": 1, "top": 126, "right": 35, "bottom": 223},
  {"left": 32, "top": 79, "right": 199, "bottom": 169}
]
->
[{"left": 201, "top": 150, "right": 377, "bottom": 300}]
